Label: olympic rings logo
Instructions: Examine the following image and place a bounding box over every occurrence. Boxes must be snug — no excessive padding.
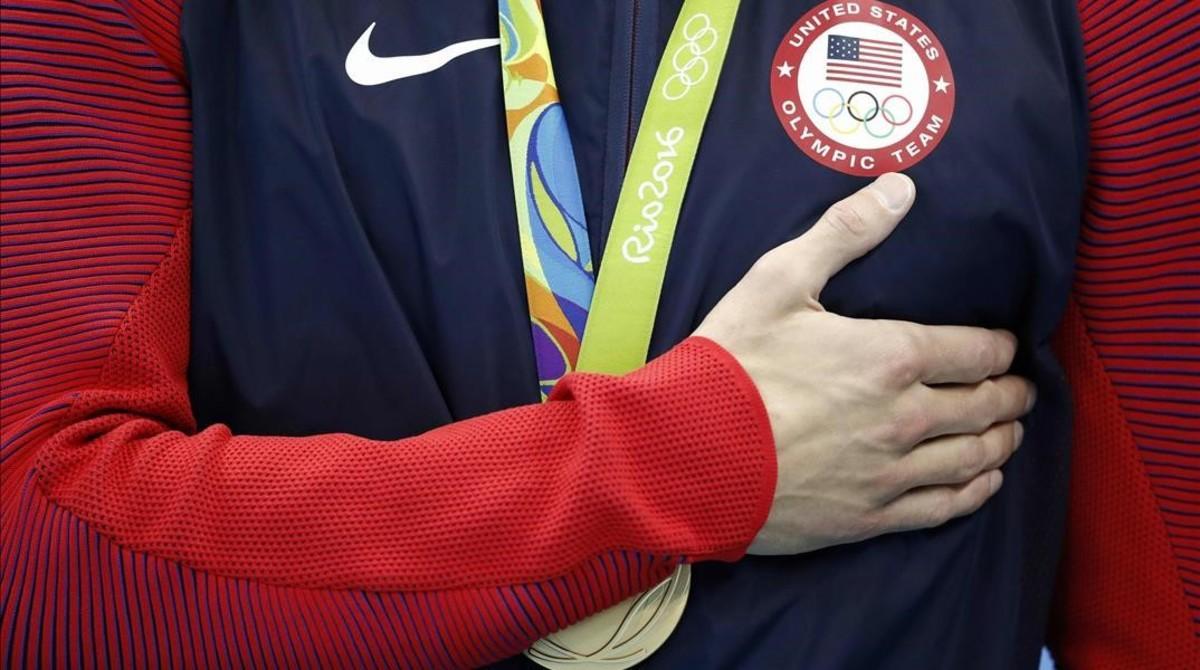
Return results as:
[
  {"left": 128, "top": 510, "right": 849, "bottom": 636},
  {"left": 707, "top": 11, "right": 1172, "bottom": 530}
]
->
[
  {"left": 661, "top": 14, "right": 719, "bottom": 101},
  {"left": 812, "top": 88, "right": 913, "bottom": 139}
]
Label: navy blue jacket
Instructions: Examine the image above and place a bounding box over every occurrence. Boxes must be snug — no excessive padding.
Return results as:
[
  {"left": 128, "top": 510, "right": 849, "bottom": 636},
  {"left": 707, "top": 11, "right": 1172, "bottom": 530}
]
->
[{"left": 186, "top": 1, "right": 1087, "bottom": 667}]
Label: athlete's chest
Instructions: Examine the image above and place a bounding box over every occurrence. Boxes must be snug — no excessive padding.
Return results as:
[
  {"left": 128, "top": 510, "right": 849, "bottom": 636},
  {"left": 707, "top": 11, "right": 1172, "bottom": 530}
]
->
[{"left": 185, "top": 0, "right": 1087, "bottom": 436}]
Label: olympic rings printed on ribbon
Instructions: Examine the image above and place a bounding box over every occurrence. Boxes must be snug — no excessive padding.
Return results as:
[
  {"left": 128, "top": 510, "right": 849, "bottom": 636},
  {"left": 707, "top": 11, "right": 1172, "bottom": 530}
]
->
[
  {"left": 661, "top": 13, "right": 719, "bottom": 101},
  {"left": 811, "top": 87, "right": 914, "bottom": 139}
]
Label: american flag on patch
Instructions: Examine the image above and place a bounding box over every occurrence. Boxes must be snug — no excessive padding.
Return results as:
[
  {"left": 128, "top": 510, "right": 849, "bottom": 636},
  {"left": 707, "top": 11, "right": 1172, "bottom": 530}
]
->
[{"left": 826, "top": 34, "right": 904, "bottom": 88}]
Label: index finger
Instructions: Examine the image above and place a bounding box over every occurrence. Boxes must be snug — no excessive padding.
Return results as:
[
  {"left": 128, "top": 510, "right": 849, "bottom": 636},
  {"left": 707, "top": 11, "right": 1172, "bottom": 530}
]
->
[{"left": 905, "top": 324, "right": 1018, "bottom": 385}]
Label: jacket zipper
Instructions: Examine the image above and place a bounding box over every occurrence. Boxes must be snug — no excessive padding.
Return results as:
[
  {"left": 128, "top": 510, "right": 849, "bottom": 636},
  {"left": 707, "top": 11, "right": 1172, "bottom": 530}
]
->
[
  {"left": 626, "top": 0, "right": 641, "bottom": 162},
  {"left": 597, "top": 0, "right": 654, "bottom": 262}
]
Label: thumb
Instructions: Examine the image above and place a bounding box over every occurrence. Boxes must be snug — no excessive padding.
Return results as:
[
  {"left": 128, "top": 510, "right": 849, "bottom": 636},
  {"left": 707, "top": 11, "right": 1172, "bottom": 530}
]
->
[{"left": 784, "top": 173, "right": 915, "bottom": 301}]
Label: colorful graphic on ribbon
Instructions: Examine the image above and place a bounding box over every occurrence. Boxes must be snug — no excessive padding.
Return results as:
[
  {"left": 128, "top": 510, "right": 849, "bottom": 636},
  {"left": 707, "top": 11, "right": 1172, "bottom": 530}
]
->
[{"left": 500, "top": 0, "right": 595, "bottom": 397}]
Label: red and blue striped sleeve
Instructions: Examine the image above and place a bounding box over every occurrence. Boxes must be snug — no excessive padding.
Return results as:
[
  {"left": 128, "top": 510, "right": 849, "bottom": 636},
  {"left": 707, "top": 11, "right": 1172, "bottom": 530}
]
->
[
  {"left": 0, "top": 1, "right": 778, "bottom": 667},
  {"left": 1048, "top": 0, "right": 1200, "bottom": 667}
]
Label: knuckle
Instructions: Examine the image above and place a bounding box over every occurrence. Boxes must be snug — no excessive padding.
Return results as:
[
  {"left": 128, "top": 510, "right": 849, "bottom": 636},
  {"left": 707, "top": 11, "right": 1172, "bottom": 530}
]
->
[
  {"left": 980, "top": 378, "right": 1003, "bottom": 407},
  {"left": 894, "top": 322, "right": 922, "bottom": 349},
  {"left": 882, "top": 408, "right": 927, "bottom": 448},
  {"left": 881, "top": 330, "right": 925, "bottom": 386},
  {"left": 996, "top": 376, "right": 1023, "bottom": 404},
  {"left": 970, "top": 335, "right": 996, "bottom": 375},
  {"left": 876, "top": 421, "right": 905, "bottom": 449},
  {"left": 971, "top": 380, "right": 1003, "bottom": 424},
  {"left": 980, "top": 431, "right": 1004, "bottom": 467},
  {"left": 883, "top": 352, "right": 922, "bottom": 388},
  {"left": 857, "top": 510, "right": 889, "bottom": 539},
  {"left": 993, "top": 331, "right": 1017, "bottom": 368},
  {"left": 1010, "top": 378, "right": 1034, "bottom": 412},
  {"left": 746, "top": 251, "right": 800, "bottom": 301},
  {"left": 957, "top": 436, "right": 987, "bottom": 478},
  {"left": 901, "top": 407, "right": 933, "bottom": 445},
  {"left": 924, "top": 493, "right": 955, "bottom": 527},
  {"left": 996, "top": 379, "right": 1029, "bottom": 418},
  {"left": 963, "top": 483, "right": 990, "bottom": 514},
  {"left": 749, "top": 249, "right": 790, "bottom": 284},
  {"left": 871, "top": 462, "right": 908, "bottom": 498},
  {"left": 822, "top": 201, "right": 871, "bottom": 239}
]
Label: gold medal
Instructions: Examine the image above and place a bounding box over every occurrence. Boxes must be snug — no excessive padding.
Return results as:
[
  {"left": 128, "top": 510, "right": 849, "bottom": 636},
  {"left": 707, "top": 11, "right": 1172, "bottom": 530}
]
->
[{"left": 525, "top": 565, "right": 690, "bottom": 669}]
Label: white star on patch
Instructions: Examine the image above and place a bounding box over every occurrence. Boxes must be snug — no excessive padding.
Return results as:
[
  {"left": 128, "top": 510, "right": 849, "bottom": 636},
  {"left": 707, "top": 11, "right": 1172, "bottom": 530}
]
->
[
  {"left": 776, "top": 61, "right": 795, "bottom": 78},
  {"left": 934, "top": 76, "right": 951, "bottom": 93}
]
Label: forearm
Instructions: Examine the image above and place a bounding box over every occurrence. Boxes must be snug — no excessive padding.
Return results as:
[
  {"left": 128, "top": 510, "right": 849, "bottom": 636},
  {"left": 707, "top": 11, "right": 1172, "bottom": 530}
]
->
[{"left": 34, "top": 264, "right": 776, "bottom": 590}]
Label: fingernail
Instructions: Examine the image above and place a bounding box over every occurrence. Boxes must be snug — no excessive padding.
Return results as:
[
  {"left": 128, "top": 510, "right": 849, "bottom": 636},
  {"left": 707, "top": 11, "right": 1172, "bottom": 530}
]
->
[
  {"left": 1013, "top": 422, "right": 1024, "bottom": 450},
  {"left": 990, "top": 470, "right": 1004, "bottom": 494},
  {"left": 871, "top": 173, "right": 914, "bottom": 213},
  {"left": 1024, "top": 382, "right": 1038, "bottom": 413}
]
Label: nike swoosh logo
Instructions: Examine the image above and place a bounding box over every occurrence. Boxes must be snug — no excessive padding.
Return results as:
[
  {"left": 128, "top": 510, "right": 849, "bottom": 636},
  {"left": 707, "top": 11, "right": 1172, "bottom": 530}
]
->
[{"left": 346, "top": 23, "right": 500, "bottom": 86}]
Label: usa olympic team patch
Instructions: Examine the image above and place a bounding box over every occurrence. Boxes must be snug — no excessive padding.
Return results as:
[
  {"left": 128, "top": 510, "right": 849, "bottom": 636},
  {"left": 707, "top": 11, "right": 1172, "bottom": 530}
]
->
[{"left": 770, "top": 1, "right": 955, "bottom": 176}]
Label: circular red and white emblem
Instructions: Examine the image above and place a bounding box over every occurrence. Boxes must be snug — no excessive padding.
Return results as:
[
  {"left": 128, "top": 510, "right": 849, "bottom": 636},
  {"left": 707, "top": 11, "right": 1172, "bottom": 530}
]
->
[{"left": 770, "top": 1, "right": 955, "bottom": 176}]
